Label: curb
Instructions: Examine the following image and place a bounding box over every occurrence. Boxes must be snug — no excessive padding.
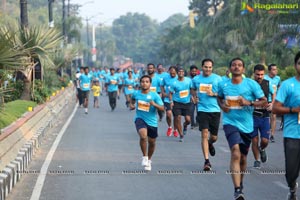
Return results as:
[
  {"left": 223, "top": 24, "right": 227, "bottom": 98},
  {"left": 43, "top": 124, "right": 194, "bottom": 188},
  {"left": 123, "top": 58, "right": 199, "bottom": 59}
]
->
[{"left": 0, "top": 86, "right": 76, "bottom": 200}]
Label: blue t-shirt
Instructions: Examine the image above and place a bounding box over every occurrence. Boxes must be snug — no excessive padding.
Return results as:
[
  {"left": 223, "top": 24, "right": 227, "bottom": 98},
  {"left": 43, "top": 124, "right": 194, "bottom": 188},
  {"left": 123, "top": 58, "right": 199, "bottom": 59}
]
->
[
  {"left": 170, "top": 77, "right": 193, "bottom": 104},
  {"left": 132, "top": 90, "right": 164, "bottom": 127},
  {"left": 79, "top": 73, "right": 92, "bottom": 91},
  {"left": 149, "top": 74, "right": 162, "bottom": 93},
  {"left": 192, "top": 73, "right": 222, "bottom": 112},
  {"left": 161, "top": 74, "right": 177, "bottom": 103},
  {"left": 106, "top": 74, "right": 119, "bottom": 92},
  {"left": 264, "top": 74, "right": 281, "bottom": 93},
  {"left": 275, "top": 77, "right": 300, "bottom": 139},
  {"left": 124, "top": 78, "right": 135, "bottom": 95},
  {"left": 218, "top": 78, "right": 265, "bottom": 133}
]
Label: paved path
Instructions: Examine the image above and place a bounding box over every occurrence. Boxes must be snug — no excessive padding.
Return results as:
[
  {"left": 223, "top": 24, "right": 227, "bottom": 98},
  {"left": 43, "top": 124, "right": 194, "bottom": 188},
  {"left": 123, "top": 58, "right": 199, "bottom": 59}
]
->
[{"left": 7, "top": 93, "right": 290, "bottom": 200}]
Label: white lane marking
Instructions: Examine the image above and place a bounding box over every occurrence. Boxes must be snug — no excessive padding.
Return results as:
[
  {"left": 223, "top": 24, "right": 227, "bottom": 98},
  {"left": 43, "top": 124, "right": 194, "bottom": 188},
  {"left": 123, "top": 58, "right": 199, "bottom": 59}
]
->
[
  {"left": 219, "top": 146, "right": 230, "bottom": 153},
  {"left": 274, "top": 181, "right": 289, "bottom": 190},
  {"left": 30, "top": 105, "right": 78, "bottom": 200}
]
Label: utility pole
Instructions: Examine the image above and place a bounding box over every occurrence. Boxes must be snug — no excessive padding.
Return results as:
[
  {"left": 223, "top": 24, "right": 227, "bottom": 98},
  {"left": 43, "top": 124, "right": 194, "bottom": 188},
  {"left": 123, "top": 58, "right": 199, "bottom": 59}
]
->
[
  {"left": 20, "top": 0, "right": 28, "bottom": 29},
  {"left": 62, "top": 0, "right": 67, "bottom": 44},
  {"left": 86, "top": 17, "right": 90, "bottom": 66},
  {"left": 48, "top": 0, "right": 54, "bottom": 28}
]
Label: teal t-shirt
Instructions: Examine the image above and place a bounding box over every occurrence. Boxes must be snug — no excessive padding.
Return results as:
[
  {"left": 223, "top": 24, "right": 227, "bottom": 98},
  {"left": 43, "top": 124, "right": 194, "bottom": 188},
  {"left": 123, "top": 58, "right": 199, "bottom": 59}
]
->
[
  {"left": 79, "top": 73, "right": 92, "bottom": 91},
  {"left": 218, "top": 78, "right": 264, "bottom": 133},
  {"left": 170, "top": 77, "right": 192, "bottom": 104},
  {"left": 124, "top": 78, "right": 135, "bottom": 95},
  {"left": 192, "top": 73, "right": 222, "bottom": 112},
  {"left": 132, "top": 90, "right": 163, "bottom": 127},
  {"left": 275, "top": 77, "right": 300, "bottom": 139},
  {"left": 161, "top": 74, "right": 177, "bottom": 103},
  {"left": 106, "top": 74, "right": 119, "bottom": 92}
]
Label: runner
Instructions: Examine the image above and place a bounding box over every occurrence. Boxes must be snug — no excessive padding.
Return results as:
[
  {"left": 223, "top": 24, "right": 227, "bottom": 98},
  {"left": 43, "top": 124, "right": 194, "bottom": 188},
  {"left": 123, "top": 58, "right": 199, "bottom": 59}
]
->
[
  {"left": 105, "top": 68, "right": 119, "bottom": 111},
  {"left": 251, "top": 64, "right": 274, "bottom": 168},
  {"left": 130, "top": 75, "right": 164, "bottom": 171},
  {"left": 156, "top": 64, "right": 168, "bottom": 121},
  {"left": 217, "top": 58, "right": 267, "bottom": 200},
  {"left": 78, "top": 66, "right": 92, "bottom": 114},
  {"left": 91, "top": 79, "right": 101, "bottom": 108},
  {"left": 272, "top": 52, "right": 300, "bottom": 200},
  {"left": 147, "top": 63, "right": 163, "bottom": 120},
  {"left": 264, "top": 63, "right": 281, "bottom": 142},
  {"left": 75, "top": 67, "right": 84, "bottom": 107},
  {"left": 160, "top": 66, "right": 178, "bottom": 137},
  {"left": 189, "top": 65, "right": 199, "bottom": 129},
  {"left": 124, "top": 70, "right": 135, "bottom": 108},
  {"left": 192, "top": 59, "right": 222, "bottom": 171},
  {"left": 169, "top": 67, "right": 193, "bottom": 142}
]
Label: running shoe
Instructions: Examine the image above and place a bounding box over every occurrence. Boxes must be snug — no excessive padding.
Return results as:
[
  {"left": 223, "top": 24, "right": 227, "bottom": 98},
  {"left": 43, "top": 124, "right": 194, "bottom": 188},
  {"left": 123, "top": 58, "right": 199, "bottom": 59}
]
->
[
  {"left": 141, "top": 156, "right": 148, "bottom": 167},
  {"left": 234, "top": 190, "right": 245, "bottom": 200},
  {"left": 203, "top": 162, "right": 212, "bottom": 171},
  {"left": 179, "top": 136, "right": 184, "bottom": 142},
  {"left": 183, "top": 127, "right": 187, "bottom": 135},
  {"left": 173, "top": 130, "right": 179, "bottom": 137},
  {"left": 253, "top": 160, "right": 261, "bottom": 169},
  {"left": 209, "top": 143, "right": 216, "bottom": 156},
  {"left": 270, "top": 135, "right": 275, "bottom": 143},
  {"left": 144, "top": 160, "right": 152, "bottom": 171},
  {"left": 260, "top": 148, "right": 268, "bottom": 163},
  {"left": 287, "top": 192, "right": 297, "bottom": 200},
  {"left": 166, "top": 127, "right": 173, "bottom": 137}
]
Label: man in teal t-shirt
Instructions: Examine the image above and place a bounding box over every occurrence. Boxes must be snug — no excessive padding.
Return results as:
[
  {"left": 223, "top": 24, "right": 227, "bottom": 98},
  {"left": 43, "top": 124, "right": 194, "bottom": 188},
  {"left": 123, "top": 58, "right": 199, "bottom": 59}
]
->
[
  {"left": 217, "top": 58, "right": 267, "bottom": 200},
  {"left": 130, "top": 75, "right": 164, "bottom": 171},
  {"left": 273, "top": 52, "right": 300, "bottom": 200}
]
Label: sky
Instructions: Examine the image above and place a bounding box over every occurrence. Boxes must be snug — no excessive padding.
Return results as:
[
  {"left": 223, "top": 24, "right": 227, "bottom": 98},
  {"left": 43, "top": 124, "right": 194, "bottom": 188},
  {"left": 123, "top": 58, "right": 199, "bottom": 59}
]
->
[{"left": 70, "top": 0, "right": 190, "bottom": 25}]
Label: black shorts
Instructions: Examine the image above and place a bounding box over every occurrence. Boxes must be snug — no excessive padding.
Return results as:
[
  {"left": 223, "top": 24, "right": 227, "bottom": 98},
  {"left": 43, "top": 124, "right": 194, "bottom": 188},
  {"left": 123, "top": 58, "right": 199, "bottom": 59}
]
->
[
  {"left": 82, "top": 91, "right": 90, "bottom": 99},
  {"left": 197, "top": 111, "right": 221, "bottom": 135},
  {"left": 135, "top": 118, "right": 158, "bottom": 139},
  {"left": 172, "top": 101, "right": 191, "bottom": 117},
  {"left": 164, "top": 102, "right": 172, "bottom": 111},
  {"left": 118, "top": 85, "right": 123, "bottom": 89}
]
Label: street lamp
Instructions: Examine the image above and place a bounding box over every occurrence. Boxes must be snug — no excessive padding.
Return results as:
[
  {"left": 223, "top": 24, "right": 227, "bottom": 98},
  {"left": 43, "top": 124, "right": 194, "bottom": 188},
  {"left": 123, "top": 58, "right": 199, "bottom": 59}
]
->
[{"left": 85, "top": 12, "right": 102, "bottom": 66}]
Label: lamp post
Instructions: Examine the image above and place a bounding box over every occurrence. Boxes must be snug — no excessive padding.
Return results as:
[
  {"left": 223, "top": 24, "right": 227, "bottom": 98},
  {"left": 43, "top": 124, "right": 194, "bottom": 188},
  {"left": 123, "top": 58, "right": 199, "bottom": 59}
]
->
[{"left": 48, "top": 0, "right": 54, "bottom": 28}]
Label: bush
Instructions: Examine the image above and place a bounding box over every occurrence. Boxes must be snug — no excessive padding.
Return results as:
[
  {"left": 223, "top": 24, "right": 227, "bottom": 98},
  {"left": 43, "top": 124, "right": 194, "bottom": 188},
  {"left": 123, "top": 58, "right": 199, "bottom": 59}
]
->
[{"left": 32, "top": 80, "right": 51, "bottom": 104}]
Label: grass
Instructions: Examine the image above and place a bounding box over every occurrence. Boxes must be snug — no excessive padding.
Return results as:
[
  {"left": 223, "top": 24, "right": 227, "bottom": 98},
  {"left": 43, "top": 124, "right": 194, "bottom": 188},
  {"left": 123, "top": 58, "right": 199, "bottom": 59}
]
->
[{"left": 0, "top": 100, "right": 37, "bottom": 130}]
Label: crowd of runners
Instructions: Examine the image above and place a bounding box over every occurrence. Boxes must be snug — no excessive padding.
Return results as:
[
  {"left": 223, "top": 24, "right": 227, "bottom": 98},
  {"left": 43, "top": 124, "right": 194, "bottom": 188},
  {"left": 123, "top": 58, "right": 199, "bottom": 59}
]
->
[{"left": 75, "top": 52, "right": 300, "bottom": 200}]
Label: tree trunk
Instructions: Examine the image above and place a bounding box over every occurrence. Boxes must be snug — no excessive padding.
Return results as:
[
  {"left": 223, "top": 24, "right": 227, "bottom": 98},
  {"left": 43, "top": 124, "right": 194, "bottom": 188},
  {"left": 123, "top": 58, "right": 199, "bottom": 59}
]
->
[
  {"left": 20, "top": 0, "right": 28, "bottom": 28},
  {"left": 20, "top": 78, "right": 31, "bottom": 101}
]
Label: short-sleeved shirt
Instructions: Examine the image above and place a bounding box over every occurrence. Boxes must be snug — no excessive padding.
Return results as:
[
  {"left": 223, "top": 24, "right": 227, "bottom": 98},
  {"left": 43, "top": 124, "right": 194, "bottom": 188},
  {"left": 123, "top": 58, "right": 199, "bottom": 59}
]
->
[
  {"left": 192, "top": 73, "right": 222, "bottom": 112},
  {"left": 79, "top": 73, "right": 92, "bottom": 91},
  {"left": 161, "top": 74, "right": 177, "bottom": 103},
  {"left": 218, "top": 78, "right": 265, "bottom": 133},
  {"left": 132, "top": 90, "right": 164, "bottom": 127},
  {"left": 275, "top": 77, "right": 300, "bottom": 139},
  {"left": 149, "top": 74, "right": 162, "bottom": 93},
  {"left": 264, "top": 74, "right": 281, "bottom": 93},
  {"left": 124, "top": 78, "right": 135, "bottom": 95},
  {"left": 170, "top": 77, "right": 193, "bottom": 104},
  {"left": 106, "top": 74, "right": 119, "bottom": 92},
  {"left": 92, "top": 85, "right": 101, "bottom": 96}
]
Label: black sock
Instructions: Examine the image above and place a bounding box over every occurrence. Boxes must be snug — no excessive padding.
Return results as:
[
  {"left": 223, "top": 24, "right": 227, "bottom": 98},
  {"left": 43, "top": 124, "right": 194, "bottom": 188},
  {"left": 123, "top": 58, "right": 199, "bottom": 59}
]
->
[
  {"left": 205, "top": 159, "right": 209, "bottom": 164},
  {"left": 235, "top": 187, "right": 241, "bottom": 192}
]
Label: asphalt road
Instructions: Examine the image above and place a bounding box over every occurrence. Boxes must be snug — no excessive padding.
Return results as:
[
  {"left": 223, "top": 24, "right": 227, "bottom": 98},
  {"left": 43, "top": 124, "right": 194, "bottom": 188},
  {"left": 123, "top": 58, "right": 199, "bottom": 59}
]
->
[{"left": 7, "top": 93, "right": 291, "bottom": 200}]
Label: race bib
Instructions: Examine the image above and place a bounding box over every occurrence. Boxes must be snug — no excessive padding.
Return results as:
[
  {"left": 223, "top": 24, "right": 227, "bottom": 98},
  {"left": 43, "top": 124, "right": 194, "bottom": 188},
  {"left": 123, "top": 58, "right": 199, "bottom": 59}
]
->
[
  {"left": 179, "top": 90, "right": 189, "bottom": 98},
  {"left": 83, "top": 83, "right": 90, "bottom": 89},
  {"left": 272, "top": 84, "right": 277, "bottom": 93},
  {"left": 110, "top": 80, "right": 117, "bottom": 85},
  {"left": 137, "top": 100, "right": 150, "bottom": 112},
  {"left": 199, "top": 84, "right": 212, "bottom": 93},
  {"left": 150, "top": 87, "right": 156, "bottom": 92},
  {"left": 226, "top": 96, "right": 241, "bottom": 109}
]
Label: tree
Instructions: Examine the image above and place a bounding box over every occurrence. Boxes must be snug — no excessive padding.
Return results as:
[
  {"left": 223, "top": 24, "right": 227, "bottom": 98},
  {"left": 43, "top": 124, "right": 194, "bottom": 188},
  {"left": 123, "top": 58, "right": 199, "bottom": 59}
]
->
[{"left": 112, "top": 13, "right": 159, "bottom": 63}]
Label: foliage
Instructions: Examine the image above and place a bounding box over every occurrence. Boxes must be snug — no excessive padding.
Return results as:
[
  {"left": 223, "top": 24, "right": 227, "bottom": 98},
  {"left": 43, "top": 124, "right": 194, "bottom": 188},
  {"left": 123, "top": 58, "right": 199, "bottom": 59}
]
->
[{"left": 0, "top": 100, "right": 37, "bottom": 130}]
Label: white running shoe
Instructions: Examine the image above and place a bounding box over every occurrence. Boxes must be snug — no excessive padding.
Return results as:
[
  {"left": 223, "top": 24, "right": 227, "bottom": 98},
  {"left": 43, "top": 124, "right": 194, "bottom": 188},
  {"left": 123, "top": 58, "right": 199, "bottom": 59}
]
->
[
  {"left": 144, "top": 160, "right": 152, "bottom": 171},
  {"left": 141, "top": 156, "right": 149, "bottom": 166}
]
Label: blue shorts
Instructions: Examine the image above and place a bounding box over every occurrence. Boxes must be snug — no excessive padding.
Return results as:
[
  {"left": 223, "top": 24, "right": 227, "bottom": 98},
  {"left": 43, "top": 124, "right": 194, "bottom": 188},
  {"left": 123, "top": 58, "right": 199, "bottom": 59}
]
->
[
  {"left": 135, "top": 118, "right": 158, "bottom": 139},
  {"left": 224, "top": 124, "right": 252, "bottom": 156},
  {"left": 250, "top": 116, "right": 270, "bottom": 139}
]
